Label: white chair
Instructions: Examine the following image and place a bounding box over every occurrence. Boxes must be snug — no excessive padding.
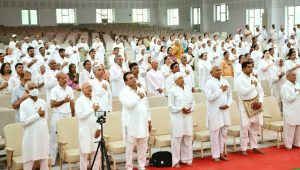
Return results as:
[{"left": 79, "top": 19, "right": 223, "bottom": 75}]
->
[{"left": 227, "top": 101, "right": 241, "bottom": 152}]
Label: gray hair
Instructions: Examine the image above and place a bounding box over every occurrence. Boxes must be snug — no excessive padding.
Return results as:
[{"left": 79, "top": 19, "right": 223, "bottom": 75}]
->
[
  {"left": 24, "top": 81, "right": 35, "bottom": 91},
  {"left": 92, "top": 65, "right": 103, "bottom": 73}
]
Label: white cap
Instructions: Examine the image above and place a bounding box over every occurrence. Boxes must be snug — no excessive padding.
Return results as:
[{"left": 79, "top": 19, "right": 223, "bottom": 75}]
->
[
  {"left": 11, "top": 34, "right": 17, "bottom": 38},
  {"left": 173, "top": 72, "right": 183, "bottom": 82}
]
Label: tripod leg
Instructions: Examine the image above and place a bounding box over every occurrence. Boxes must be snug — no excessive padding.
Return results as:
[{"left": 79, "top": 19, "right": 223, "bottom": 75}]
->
[
  {"left": 91, "top": 141, "right": 102, "bottom": 170},
  {"left": 102, "top": 141, "right": 111, "bottom": 170}
]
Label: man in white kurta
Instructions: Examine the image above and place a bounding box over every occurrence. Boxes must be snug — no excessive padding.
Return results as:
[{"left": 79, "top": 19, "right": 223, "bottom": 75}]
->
[
  {"left": 281, "top": 70, "right": 300, "bottom": 149},
  {"left": 205, "top": 65, "right": 232, "bottom": 162},
  {"left": 79, "top": 60, "right": 94, "bottom": 88},
  {"left": 66, "top": 40, "right": 80, "bottom": 68},
  {"left": 75, "top": 82, "right": 101, "bottom": 170},
  {"left": 50, "top": 72, "right": 75, "bottom": 166},
  {"left": 146, "top": 61, "right": 165, "bottom": 96},
  {"left": 180, "top": 54, "right": 195, "bottom": 92},
  {"left": 168, "top": 72, "right": 194, "bottom": 168},
  {"left": 110, "top": 55, "right": 128, "bottom": 96},
  {"left": 44, "top": 60, "right": 58, "bottom": 104},
  {"left": 20, "top": 81, "right": 49, "bottom": 170},
  {"left": 129, "top": 62, "right": 147, "bottom": 91},
  {"left": 165, "top": 62, "right": 180, "bottom": 95},
  {"left": 31, "top": 34, "right": 44, "bottom": 55},
  {"left": 89, "top": 65, "right": 112, "bottom": 112},
  {"left": 234, "top": 61, "right": 265, "bottom": 155},
  {"left": 119, "top": 72, "right": 151, "bottom": 170}
]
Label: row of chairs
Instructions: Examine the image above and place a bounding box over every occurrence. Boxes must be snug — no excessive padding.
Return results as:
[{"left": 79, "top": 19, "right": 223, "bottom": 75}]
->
[{"left": 2, "top": 96, "right": 283, "bottom": 170}]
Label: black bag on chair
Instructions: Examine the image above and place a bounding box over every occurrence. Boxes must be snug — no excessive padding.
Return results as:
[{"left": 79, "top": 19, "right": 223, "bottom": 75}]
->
[{"left": 149, "top": 151, "right": 172, "bottom": 167}]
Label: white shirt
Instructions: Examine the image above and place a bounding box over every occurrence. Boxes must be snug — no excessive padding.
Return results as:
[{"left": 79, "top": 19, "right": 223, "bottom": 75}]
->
[
  {"left": 33, "top": 73, "right": 45, "bottom": 93},
  {"left": 21, "top": 42, "right": 32, "bottom": 54},
  {"left": 198, "top": 59, "right": 212, "bottom": 91},
  {"left": 89, "top": 78, "right": 112, "bottom": 112},
  {"left": 20, "top": 98, "right": 49, "bottom": 163},
  {"left": 51, "top": 84, "right": 74, "bottom": 114},
  {"left": 146, "top": 69, "right": 165, "bottom": 96},
  {"left": 180, "top": 63, "right": 195, "bottom": 88},
  {"left": 75, "top": 95, "right": 100, "bottom": 153},
  {"left": 109, "top": 63, "right": 128, "bottom": 96},
  {"left": 65, "top": 45, "right": 80, "bottom": 64},
  {"left": 119, "top": 86, "right": 151, "bottom": 138},
  {"left": 257, "top": 58, "right": 274, "bottom": 83},
  {"left": 251, "top": 50, "right": 263, "bottom": 69},
  {"left": 281, "top": 81, "right": 300, "bottom": 125},
  {"left": 31, "top": 39, "right": 44, "bottom": 54},
  {"left": 9, "top": 41, "right": 16, "bottom": 50},
  {"left": 8, "top": 73, "right": 20, "bottom": 92},
  {"left": 285, "top": 59, "right": 300, "bottom": 84},
  {"left": 79, "top": 69, "right": 94, "bottom": 88},
  {"left": 278, "top": 30, "right": 287, "bottom": 45},
  {"left": 44, "top": 69, "right": 58, "bottom": 104},
  {"left": 234, "top": 73, "right": 264, "bottom": 127},
  {"left": 205, "top": 77, "right": 232, "bottom": 131},
  {"left": 168, "top": 85, "right": 194, "bottom": 137}
]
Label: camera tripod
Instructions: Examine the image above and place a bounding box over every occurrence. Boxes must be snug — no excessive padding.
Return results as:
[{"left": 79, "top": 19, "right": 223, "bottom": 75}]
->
[{"left": 91, "top": 111, "right": 111, "bottom": 170}]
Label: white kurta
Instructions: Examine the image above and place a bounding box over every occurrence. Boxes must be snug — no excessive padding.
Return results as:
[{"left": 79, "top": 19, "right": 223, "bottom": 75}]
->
[
  {"left": 285, "top": 59, "right": 300, "bottom": 85},
  {"left": 168, "top": 85, "right": 194, "bottom": 137},
  {"left": 198, "top": 59, "right": 212, "bottom": 91},
  {"left": 281, "top": 81, "right": 300, "bottom": 125},
  {"left": 119, "top": 86, "right": 151, "bottom": 138},
  {"left": 271, "top": 65, "right": 286, "bottom": 104},
  {"left": 44, "top": 69, "right": 58, "bottom": 104},
  {"left": 109, "top": 63, "right": 128, "bottom": 96},
  {"left": 20, "top": 98, "right": 49, "bottom": 163},
  {"left": 146, "top": 69, "right": 165, "bottom": 96},
  {"left": 180, "top": 64, "right": 195, "bottom": 88},
  {"left": 65, "top": 45, "right": 80, "bottom": 66},
  {"left": 79, "top": 69, "right": 95, "bottom": 88},
  {"left": 75, "top": 95, "right": 100, "bottom": 153},
  {"left": 251, "top": 50, "right": 263, "bottom": 69},
  {"left": 205, "top": 77, "right": 232, "bottom": 131},
  {"left": 257, "top": 58, "right": 274, "bottom": 84},
  {"left": 89, "top": 78, "right": 112, "bottom": 112},
  {"left": 234, "top": 73, "right": 264, "bottom": 127}
]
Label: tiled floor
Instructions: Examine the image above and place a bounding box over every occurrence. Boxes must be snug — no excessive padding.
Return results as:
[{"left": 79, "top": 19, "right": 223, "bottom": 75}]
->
[{"left": 0, "top": 129, "right": 282, "bottom": 170}]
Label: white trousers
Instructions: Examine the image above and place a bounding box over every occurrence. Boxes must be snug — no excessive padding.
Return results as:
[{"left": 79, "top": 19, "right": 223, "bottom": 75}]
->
[
  {"left": 23, "top": 159, "right": 48, "bottom": 170},
  {"left": 171, "top": 136, "right": 193, "bottom": 167},
  {"left": 284, "top": 122, "right": 300, "bottom": 149},
  {"left": 209, "top": 125, "right": 228, "bottom": 158},
  {"left": 80, "top": 151, "right": 101, "bottom": 170},
  {"left": 125, "top": 136, "right": 148, "bottom": 170},
  {"left": 50, "top": 112, "right": 71, "bottom": 165},
  {"left": 240, "top": 120, "right": 261, "bottom": 151}
]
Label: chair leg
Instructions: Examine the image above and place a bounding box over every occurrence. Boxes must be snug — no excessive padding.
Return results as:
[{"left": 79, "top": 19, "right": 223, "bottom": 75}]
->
[
  {"left": 261, "top": 127, "right": 264, "bottom": 144},
  {"left": 277, "top": 132, "right": 280, "bottom": 148},
  {"left": 69, "top": 162, "right": 71, "bottom": 170},
  {"left": 201, "top": 142, "right": 204, "bottom": 158},
  {"left": 233, "top": 137, "right": 236, "bottom": 152},
  {"left": 224, "top": 141, "right": 227, "bottom": 155},
  {"left": 60, "top": 158, "right": 62, "bottom": 170}
]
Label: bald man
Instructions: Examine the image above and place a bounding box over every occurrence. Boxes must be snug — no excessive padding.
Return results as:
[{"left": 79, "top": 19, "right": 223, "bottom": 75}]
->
[
  {"left": 281, "top": 70, "right": 300, "bottom": 149},
  {"left": 205, "top": 65, "right": 232, "bottom": 162},
  {"left": 146, "top": 60, "right": 165, "bottom": 96},
  {"left": 75, "top": 82, "right": 101, "bottom": 170},
  {"left": 50, "top": 72, "right": 75, "bottom": 166},
  {"left": 20, "top": 81, "right": 49, "bottom": 170}
]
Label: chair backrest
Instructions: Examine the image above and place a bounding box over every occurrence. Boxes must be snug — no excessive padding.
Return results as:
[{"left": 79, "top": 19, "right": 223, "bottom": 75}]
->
[
  {"left": 0, "top": 95, "right": 12, "bottom": 108},
  {"left": 223, "top": 76, "right": 234, "bottom": 90},
  {"left": 263, "top": 96, "right": 282, "bottom": 121},
  {"left": 232, "top": 90, "right": 239, "bottom": 104},
  {"left": 112, "top": 99, "right": 122, "bottom": 112},
  {"left": 230, "top": 101, "right": 240, "bottom": 126},
  {"left": 57, "top": 117, "right": 79, "bottom": 150},
  {"left": 193, "top": 92, "right": 206, "bottom": 104},
  {"left": 261, "top": 80, "right": 271, "bottom": 96},
  {"left": 148, "top": 96, "right": 168, "bottom": 108},
  {"left": 0, "top": 108, "right": 15, "bottom": 138},
  {"left": 103, "top": 111, "right": 123, "bottom": 141},
  {"left": 4, "top": 123, "right": 23, "bottom": 156},
  {"left": 150, "top": 107, "right": 170, "bottom": 135},
  {"left": 192, "top": 103, "right": 208, "bottom": 131}
]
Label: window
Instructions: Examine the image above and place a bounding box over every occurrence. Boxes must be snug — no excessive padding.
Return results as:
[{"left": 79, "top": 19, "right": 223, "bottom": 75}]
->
[
  {"left": 167, "top": 8, "right": 179, "bottom": 26},
  {"left": 192, "top": 7, "right": 201, "bottom": 25},
  {"left": 56, "top": 9, "right": 76, "bottom": 24},
  {"left": 215, "top": 4, "right": 229, "bottom": 22},
  {"left": 21, "top": 10, "right": 38, "bottom": 25},
  {"left": 246, "top": 9, "right": 264, "bottom": 33},
  {"left": 286, "top": 6, "right": 300, "bottom": 33},
  {"left": 132, "top": 9, "right": 150, "bottom": 23},
  {"left": 96, "top": 9, "right": 115, "bottom": 23}
]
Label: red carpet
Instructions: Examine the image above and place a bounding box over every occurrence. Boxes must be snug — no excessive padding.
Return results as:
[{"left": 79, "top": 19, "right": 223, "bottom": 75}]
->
[{"left": 147, "top": 146, "right": 300, "bottom": 170}]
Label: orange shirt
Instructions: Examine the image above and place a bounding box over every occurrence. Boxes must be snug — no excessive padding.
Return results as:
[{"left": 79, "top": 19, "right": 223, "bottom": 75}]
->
[
  {"left": 220, "top": 60, "right": 234, "bottom": 77},
  {"left": 172, "top": 45, "right": 184, "bottom": 59}
]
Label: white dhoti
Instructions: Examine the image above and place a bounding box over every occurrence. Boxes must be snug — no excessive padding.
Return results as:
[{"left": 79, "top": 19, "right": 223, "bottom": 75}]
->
[
  {"left": 240, "top": 118, "right": 261, "bottom": 151},
  {"left": 284, "top": 121, "right": 300, "bottom": 149},
  {"left": 80, "top": 151, "right": 101, "bottom": 170},
  {"left": 171, "top": 135, "right": 193, "bottom": 167},
  {"left": 209, "top": 124, "right": 228, "bottom": 158},
  {"left": 23, "top": 159, "right": 48, "bottom": 170},
  {"left": 125, "top": 136, "right": 148, "bottom": 170},
  {"left": 50, "top": 112, "right": 71, "bottom": 165}
]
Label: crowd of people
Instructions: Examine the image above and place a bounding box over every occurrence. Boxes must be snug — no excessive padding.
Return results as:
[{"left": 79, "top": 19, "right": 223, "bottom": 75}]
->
[{"left": 1, "top": 23, "right": 300, "bottom": 169}]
